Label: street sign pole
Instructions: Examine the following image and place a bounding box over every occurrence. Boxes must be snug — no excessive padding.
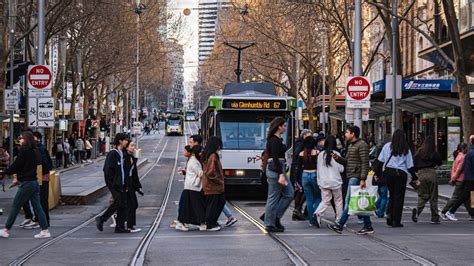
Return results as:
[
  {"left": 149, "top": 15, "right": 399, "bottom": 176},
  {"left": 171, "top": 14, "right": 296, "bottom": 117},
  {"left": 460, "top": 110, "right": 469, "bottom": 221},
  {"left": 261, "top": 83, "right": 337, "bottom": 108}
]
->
[
  {"left": 8, "top": 0, "right": 16, "bottom": 164},
  {"left": 391, "top": 0, "right": 399, "bottom": 135},
  {"left": 353, "top": 0, "right": 362, "bottom": 129}
]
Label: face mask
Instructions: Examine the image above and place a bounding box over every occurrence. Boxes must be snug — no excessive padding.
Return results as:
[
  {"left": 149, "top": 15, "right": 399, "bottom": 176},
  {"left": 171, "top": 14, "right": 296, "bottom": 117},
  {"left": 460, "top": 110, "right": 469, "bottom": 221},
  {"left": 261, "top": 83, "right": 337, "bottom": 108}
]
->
[{"left": 317, "top": 144, "right": 324, "bottom": 151}]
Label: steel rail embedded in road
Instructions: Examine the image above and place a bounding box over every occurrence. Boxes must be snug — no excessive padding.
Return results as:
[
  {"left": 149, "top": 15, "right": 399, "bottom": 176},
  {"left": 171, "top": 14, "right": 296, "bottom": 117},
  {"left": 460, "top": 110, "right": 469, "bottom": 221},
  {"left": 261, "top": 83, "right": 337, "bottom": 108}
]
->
[
  {"left": 320, "top": 217, "right": 436, "bottom": 266},
  {"left": 130, "top": 140, "right": 180, "bottom": 266},
  {"left": 229, "top": 201, "right": 309, "bottom": 266},
  {"left": 9, "top": 137, "right": 168, "bottom": 266}
]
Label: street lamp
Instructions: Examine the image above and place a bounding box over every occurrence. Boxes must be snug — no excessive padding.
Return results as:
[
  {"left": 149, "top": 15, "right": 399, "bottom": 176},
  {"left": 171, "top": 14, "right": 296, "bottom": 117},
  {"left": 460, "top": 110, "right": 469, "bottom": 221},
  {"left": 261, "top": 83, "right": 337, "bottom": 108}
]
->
[
  {"left": 134, "top": 0, "right": 145, "bottom": 155},
  {"left": 320, "top": 27, "right": 327, "bottom": 135}
]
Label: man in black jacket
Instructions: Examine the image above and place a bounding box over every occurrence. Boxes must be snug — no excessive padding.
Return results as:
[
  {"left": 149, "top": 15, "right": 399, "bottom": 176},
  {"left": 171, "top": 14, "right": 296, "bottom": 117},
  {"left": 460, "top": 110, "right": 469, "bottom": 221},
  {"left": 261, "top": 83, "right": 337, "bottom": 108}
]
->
[{"left": 96, "top": 133, "right": 129, "bottom": 233}]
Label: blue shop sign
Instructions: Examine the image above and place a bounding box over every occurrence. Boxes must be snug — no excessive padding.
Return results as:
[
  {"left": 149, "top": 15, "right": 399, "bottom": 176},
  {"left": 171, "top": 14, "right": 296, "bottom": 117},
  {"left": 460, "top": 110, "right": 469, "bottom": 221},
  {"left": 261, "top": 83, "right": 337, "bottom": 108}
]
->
[{"left": 372, "top": 79, "right": 455, "bottom": 94}]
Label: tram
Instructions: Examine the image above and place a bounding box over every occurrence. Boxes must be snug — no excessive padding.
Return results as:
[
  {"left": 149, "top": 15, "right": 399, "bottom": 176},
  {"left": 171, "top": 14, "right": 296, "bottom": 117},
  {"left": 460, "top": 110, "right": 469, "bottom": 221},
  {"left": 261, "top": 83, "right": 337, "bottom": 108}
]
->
[
  {"left": 201, "top": 82, "right": 296, "bottom": 188},
  {"left": 165, "top": 114, "right": 184, "bottom": 136},
  {"left": 185, "top": 110, "right": 198, "bottom": 121}
]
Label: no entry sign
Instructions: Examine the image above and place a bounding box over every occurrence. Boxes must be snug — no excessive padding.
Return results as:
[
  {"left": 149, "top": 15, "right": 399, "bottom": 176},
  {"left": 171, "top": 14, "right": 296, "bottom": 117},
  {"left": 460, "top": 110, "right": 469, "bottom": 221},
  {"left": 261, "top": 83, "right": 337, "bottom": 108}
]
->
[
  {"left": 346, "top": 76, "right": 371, "bottom": 108},
  {"left": 28, "top": 65, "right": 53, "bottom": 97}
]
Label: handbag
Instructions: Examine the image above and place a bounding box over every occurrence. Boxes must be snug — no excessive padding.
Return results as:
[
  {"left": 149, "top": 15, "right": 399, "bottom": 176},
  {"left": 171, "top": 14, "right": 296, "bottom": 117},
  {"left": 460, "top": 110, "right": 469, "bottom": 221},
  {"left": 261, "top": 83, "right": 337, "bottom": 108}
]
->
[{"left": 372, "top": 154, "right": 393, "bottom": 186}]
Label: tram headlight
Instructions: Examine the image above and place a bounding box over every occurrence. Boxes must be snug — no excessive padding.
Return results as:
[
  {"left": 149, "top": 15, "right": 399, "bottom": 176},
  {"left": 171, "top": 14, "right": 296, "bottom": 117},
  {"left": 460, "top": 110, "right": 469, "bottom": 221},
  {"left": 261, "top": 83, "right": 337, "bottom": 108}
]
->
[{"left": 235, "top": 170, "right": 245, "bottom": 176}]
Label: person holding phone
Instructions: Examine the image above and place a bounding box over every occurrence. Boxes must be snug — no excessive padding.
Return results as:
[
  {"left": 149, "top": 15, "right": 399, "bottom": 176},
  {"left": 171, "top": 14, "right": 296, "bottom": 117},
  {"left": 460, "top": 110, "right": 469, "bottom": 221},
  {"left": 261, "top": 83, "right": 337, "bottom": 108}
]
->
[{"left": 263, "top": 117, "right": 293, "bottom": 233}]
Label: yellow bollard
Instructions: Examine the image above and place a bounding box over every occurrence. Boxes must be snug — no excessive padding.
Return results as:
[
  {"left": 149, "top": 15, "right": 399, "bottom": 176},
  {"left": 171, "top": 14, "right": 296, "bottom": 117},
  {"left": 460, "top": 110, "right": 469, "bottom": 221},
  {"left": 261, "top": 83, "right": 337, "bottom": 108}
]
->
[{"left": 48, "top": 171, "right": 62, "bottom": 209}]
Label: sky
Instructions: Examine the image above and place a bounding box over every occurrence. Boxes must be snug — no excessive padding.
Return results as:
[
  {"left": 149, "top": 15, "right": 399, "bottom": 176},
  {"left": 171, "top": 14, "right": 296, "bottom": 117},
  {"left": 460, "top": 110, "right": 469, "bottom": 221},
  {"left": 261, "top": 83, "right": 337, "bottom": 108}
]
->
[{"left": 168, "top": 0, "right": 199, "bottom": 85}]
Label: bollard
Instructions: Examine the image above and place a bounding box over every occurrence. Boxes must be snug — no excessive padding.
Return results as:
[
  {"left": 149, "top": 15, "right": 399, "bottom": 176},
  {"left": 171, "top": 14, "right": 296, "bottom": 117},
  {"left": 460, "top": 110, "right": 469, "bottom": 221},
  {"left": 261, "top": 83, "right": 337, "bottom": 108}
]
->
[{"left": 48, "top": 171, "right": 62, "bottom": 209}]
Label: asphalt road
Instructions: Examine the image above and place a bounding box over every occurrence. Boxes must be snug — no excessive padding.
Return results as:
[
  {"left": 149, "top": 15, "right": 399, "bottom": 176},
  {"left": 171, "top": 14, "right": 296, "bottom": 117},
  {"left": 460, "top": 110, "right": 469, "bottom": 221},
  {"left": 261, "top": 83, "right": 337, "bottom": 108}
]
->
[{"left": 1, "top": 122, "right": 473, "bottom": 265}]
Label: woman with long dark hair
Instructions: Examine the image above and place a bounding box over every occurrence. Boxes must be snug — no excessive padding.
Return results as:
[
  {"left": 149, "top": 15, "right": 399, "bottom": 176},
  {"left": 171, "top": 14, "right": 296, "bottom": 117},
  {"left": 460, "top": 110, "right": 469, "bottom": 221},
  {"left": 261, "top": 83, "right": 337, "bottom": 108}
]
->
[
  {"left": 440, "top": 143, "right": 471, "bottom": 221},
  {"left": 314, "top": 135, "right": 344, "bottom": 227},
  {"left": 376, "top": 129, "right": 418, "bottom": 227},
  {"left": 263, "top": 117, "right": 294, "bottom": 232},
  {"left": 177, "top": 145, "right": 206, "bottom": 231},
  {"left": 125, "top": 142, "right": 143, "bottom": 233},
  {"left": 298, "top": 136, "right": 320, "bottom": 226},
  {"left": 202, "top": 137, "right": 225, "bottom": 231},
  {"left": 412, "top": 136, "right": 442, "bottom": 224},
  {"left": 0, "top": 131, "right": 51, "bottom": 238}
]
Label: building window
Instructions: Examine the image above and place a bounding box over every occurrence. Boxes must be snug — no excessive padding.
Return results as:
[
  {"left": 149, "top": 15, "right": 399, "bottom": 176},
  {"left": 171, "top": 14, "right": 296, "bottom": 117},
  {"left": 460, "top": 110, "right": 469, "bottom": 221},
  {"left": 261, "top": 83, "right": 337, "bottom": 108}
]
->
[{"left": 459, "top": 0, "right": 469, "bottom": 32}]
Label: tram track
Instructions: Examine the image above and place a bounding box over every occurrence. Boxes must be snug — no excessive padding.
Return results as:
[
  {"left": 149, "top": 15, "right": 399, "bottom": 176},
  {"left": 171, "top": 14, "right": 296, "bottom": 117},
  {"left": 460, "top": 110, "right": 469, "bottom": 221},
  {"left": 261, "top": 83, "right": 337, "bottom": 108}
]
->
[
  {"left": 228, "top": 201, "right": 309, "bottom": 266},
  {"left": 9, "top": 136, "right": 168, "bottom": 266},
  {"left": 130, "top": 121, "right": 196, "bottom": 265}
]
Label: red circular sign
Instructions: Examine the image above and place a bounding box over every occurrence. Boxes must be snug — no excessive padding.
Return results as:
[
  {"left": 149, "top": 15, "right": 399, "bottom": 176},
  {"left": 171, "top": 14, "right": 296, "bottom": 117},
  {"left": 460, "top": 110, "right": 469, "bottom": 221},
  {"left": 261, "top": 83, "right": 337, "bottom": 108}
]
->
[
  {"left": 28, "top": 65, "right": 52, "bottom": 89},
  {"left": 346, "top": 77, "right": 370, "bottom": 100}
]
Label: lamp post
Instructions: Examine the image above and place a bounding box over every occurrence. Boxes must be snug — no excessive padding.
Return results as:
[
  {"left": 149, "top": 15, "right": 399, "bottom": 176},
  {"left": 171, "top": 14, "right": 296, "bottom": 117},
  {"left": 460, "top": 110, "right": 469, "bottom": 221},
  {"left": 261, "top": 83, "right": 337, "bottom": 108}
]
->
[
  {"left": 353, "top": 0, "right": 363, "bottom": 129},
  {"left": 320, "top": 27, "right": 327, "bottom": 135},
  {"left": 391, "top": 0, "right": 399, "bottom": 135},
  {"left": 134, "top": 1, "right": 145, "bottom": 153}
]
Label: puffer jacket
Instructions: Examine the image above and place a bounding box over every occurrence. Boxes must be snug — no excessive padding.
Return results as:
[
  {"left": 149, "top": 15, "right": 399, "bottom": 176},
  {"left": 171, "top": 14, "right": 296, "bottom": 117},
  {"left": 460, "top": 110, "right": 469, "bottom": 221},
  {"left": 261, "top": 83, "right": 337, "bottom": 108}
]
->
[{"left": 336, "top": 138, "right": 369, "bottom": 181}]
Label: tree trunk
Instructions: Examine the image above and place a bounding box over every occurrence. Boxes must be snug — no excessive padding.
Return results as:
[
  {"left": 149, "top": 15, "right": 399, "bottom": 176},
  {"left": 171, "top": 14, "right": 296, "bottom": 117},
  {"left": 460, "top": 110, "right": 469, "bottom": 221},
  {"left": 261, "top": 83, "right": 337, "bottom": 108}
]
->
[{"left": 442, "top": 0, "right": 473, "bottom": 141}]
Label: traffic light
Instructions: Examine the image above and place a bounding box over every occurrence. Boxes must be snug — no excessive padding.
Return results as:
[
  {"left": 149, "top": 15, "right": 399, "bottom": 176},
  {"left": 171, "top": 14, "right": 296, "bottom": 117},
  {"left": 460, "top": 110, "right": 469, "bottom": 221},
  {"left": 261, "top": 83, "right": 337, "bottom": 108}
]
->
[{"left": 100, "top": 120, "right": 107, "bottom": 132}]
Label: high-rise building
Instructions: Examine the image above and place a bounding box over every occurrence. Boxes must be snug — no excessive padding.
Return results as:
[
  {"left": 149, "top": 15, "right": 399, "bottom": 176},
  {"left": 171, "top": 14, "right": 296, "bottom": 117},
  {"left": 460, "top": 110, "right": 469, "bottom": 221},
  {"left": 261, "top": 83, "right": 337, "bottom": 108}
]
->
[{"left": 198, "top": 0, "right": 232, "bottom": 64}]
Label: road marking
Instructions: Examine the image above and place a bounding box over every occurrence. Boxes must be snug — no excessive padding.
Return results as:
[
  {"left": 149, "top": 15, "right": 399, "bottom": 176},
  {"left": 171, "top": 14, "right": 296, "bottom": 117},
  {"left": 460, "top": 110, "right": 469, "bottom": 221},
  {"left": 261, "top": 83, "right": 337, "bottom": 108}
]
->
[{"left": 154, "top": 233, "right": 266, "bottom": 239}]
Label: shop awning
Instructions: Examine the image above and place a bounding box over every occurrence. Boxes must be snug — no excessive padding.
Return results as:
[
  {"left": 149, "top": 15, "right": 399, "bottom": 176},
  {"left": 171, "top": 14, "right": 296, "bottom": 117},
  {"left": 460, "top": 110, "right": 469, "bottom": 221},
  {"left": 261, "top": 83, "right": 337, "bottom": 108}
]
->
[
  {"left": 329, "top": 95, "right": 459, "bottom": 120},
  {"left": 418, "top": 29, "right": 474, "bottom": 76}
]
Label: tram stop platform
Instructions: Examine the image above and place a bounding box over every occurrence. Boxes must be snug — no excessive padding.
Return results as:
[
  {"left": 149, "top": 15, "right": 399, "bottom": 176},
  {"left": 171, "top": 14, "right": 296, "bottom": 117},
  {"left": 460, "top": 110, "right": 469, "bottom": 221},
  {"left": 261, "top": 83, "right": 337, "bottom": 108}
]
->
[{"left": 60, "top": 157, "right": 148, "bottom": 205}]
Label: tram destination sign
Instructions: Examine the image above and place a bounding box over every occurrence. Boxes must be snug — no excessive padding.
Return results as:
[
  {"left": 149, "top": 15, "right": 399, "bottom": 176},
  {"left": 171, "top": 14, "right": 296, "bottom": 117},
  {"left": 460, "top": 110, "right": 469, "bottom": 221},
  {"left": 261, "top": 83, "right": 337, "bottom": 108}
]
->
[{"left": 222, "top": 99, "right": 287, "bottom": 110}]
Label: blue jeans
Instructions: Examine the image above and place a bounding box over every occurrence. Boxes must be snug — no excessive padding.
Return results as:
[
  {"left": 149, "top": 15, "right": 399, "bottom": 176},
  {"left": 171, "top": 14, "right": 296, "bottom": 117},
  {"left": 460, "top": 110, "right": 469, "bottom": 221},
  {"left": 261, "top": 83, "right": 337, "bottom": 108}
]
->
[
  {"left": 302, "top": 172, "right": 321, "bottom": 224},
  {"left": 264, "top": 166, "right": 294, "bottom": 227},
  {"left": 338, "top": 177, "right": 372, "bottom": 228},
  {"left": 223, "top": 203, "right": 232, "bottom": 218},
  {"left": 374, "top": 185, "right": 388, "bottom": 218},
  {"left": 5, "top": 180, "right": 48, "bottom": 230}
]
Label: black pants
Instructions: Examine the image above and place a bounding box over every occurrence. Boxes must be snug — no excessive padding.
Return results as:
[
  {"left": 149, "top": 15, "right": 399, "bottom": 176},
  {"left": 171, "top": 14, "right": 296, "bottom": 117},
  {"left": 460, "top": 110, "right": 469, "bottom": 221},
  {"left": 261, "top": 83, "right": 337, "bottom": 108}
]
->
[
  {"left": 86, "top": 150, "right": 91, "bottom": 159},
  {"left": 56, "top": 152, "right": 63, "bottom": 167},
  {"left": 127, "top": 191, "right": 138, "bottom": 228},
  {"left": 23, "top": 202, "right": 34, "bottom": 220},
  {"left": 101, "top": 189, "right": 127, "bottom": 230},
  {"left": 385, "top": 168, "right": 407, "bottom": 226},
  {"left": 205, "top": 194, "right": 225, "bottom": 229},
  {"left": 40, "top": 181, "right": 50, "bottom": 226},
  {"left": 450, "top": 180, "right": 474, "bottom": 216}
]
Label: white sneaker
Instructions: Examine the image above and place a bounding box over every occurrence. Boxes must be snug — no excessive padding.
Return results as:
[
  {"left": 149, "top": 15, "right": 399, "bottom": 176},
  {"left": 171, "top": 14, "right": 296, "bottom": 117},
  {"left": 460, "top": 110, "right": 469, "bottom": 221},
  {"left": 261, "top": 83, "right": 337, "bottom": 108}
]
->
[
  {"left": 110, "top": 214, "right": 117, "bottom": 228},
  {"left": 34, "top": 230, "right": 51, "bottom": 239},
  {"left": 170, "top": 220, "right": 178, "bottom": 228},
  {"left": 225, "top": 217, "right": 238, "bottom": 227},
  {"left": 19, "top": 219, "right": 32, "bottom": 227},
  {"left": 439, "top": 212, "right": 448, "bottom": 221},
  {"left": 446, "top": 212, "right": 458, "bottom": 221},
  {"left": 198, "top": 224, "right": 207, "bottom": 231},
  {"left": 207, "top": 225, "right": 221, "bottom": 232},
  {"left": 0, "top": 229, "right": 10, "bottom": 238},
  {"left": 129, "top": 227, "right": 142, "bottom": 233},
  {"left": 175, "top": 222, "right": 189, "bottom": 231}
]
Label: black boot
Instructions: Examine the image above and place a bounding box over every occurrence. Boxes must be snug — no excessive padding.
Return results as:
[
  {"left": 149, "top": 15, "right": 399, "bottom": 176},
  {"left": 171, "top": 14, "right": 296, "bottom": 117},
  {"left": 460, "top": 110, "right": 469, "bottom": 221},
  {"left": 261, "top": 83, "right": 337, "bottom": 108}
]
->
[
  {"left": 292, "top": 209, "right": 305, "bottom": 221},
  {"left": 275, "top": 218, "right": 285, "bottom": 232}
]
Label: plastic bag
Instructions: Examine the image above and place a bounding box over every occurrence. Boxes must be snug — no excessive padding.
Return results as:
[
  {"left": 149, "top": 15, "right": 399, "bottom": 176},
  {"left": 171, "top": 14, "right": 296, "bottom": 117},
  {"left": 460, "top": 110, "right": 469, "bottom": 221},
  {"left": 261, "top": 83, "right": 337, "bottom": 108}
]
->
[{"left": 348, "top": 185, "right": 378, "bottom": 216}]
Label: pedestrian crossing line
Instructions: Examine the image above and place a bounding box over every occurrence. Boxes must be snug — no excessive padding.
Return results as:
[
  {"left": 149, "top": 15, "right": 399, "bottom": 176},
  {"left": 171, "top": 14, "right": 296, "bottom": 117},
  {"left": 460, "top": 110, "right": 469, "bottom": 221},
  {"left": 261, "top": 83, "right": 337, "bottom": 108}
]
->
[{"left": 154, "top": 233, "right": 266, "bottom": 239}]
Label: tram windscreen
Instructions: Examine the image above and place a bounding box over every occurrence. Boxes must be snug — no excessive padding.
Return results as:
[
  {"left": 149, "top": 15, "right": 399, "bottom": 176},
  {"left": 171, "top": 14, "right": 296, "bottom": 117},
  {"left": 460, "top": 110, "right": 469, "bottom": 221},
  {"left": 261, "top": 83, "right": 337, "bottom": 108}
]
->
[
  {"left": 217, "top": 113, "right": 289, "bottom": 150},
  {"left": 168, "top": 119, "right": 181, "bottom": 126}
]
